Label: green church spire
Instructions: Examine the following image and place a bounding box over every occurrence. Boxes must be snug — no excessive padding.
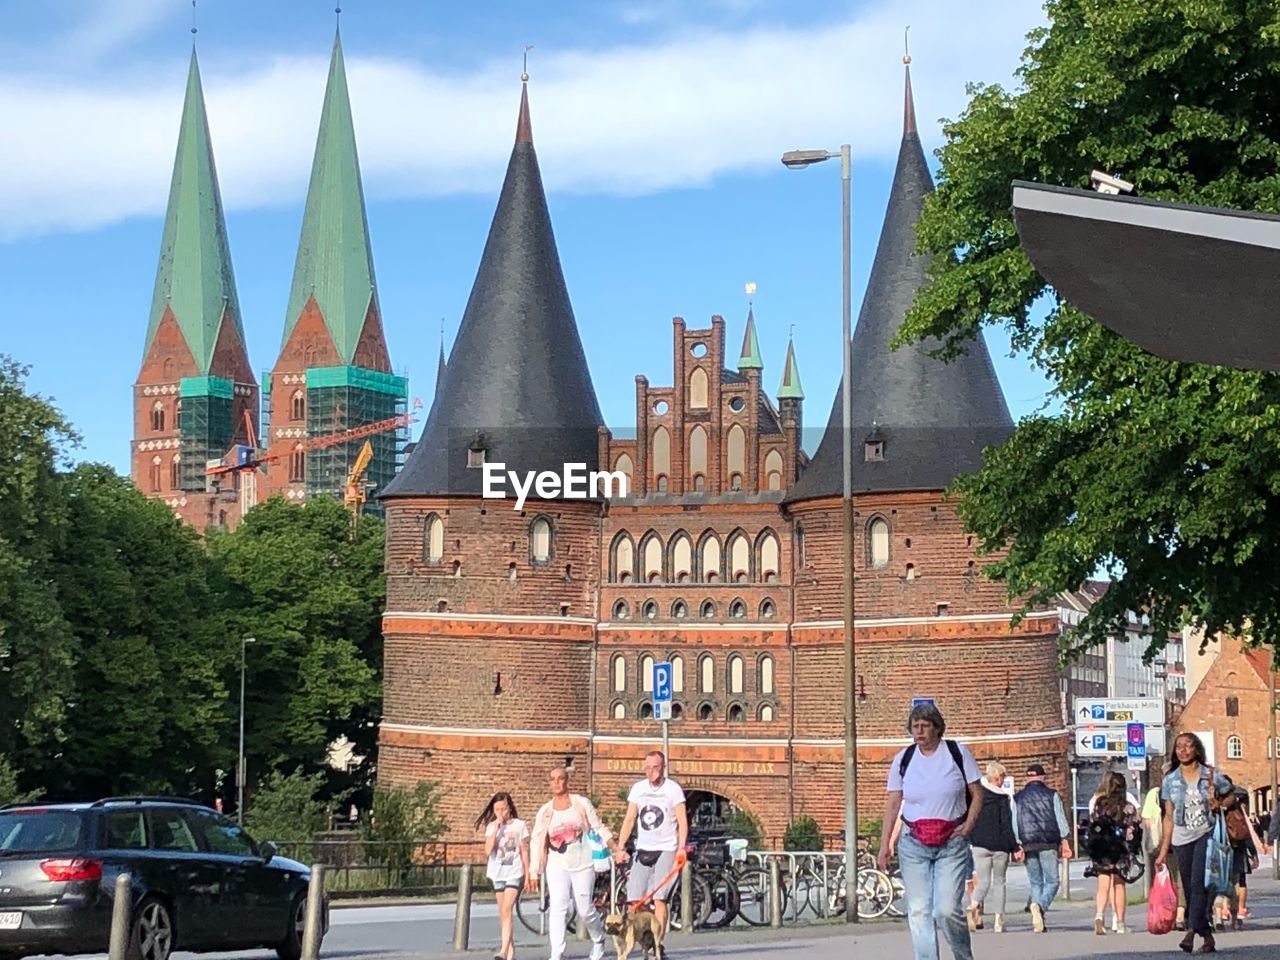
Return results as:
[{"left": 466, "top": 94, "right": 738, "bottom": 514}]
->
[
  {"left": 738, "top": 306, "right": 763, "bottom": 371},
  {"left": 282, "top": 30, "right": 379, "bottom": 364},
  {"left": 145, "top": 48, "right": 244, "bottom": 374},
  {"left": 778, "top": 336, "right": 804, "bottom": 399}
]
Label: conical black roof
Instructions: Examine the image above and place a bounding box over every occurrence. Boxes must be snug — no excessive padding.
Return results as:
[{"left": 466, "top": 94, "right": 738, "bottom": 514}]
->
[
  {"left": 788, "top": 68, "right": 1012, "bottom": 502},
  {"left": 383, "top": 85, "right": 604, "bottom": 499}
]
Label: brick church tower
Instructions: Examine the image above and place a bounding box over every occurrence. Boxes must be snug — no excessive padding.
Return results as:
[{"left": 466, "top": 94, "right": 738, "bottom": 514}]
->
[
  {"left": 132, "top": 49, "right": 258, "bottom": 531},
  {"left": 262, "top": 30, "right": 407, "bottom": 508}
]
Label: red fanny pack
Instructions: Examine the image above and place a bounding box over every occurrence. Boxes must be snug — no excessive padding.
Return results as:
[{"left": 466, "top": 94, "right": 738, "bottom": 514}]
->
[{"left": 908, "top": 817, "right": 964, "bottom": 848}]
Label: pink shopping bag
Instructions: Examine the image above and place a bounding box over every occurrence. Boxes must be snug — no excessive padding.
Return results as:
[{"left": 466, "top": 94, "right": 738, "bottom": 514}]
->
[{"left": 1148, "top": 865, "right": 1177, "bottom": 935}]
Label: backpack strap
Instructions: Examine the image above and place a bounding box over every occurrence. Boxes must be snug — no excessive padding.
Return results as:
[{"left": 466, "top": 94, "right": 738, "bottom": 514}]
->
[
  {"left": 945, "top": 740, "right": 967, "bottom": 778},
  {"left": 898, "top": 744, "right": 918, "bottom": 778}
]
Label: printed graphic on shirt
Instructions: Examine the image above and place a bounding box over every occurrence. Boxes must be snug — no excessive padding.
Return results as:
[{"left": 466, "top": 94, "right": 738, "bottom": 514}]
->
[
  {"left": 639, "top": 805, "right": 665, "bottom": 832},
  {"left": 1184, "top": 790, "right": 1208, "bottom": 831}
]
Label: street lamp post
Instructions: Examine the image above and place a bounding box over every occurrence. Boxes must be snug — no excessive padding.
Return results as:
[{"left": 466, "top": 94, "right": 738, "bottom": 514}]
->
[
  {"left": 782, "top": 144, "right": 856, "bottom": 922},
  {"left": 239, "top": 637, "right": 256, "bottom": 825}
]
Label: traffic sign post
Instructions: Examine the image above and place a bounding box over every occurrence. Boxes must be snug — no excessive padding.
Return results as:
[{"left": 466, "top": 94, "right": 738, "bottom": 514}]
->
[
  {"left": 653, "top": 662, "right": 673, "bottom": 764},
  {"left": 1074, "top": 698, "right": 1165, "bottom": 726},
  {"left": 1075, "top": 725, "right": 1166, "bottom": 757},
  {"left": 1126, "top": 721, "right": 1147, "bottom": 772},
  {"left": 1073, "top": 697, "right": 1166, "bottom": 761}
]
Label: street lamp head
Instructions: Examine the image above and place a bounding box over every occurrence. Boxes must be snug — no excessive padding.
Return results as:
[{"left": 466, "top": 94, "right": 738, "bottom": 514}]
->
[
  {"left": 244, "top": 637, "right": 256, "bottom": 644},
  {"left": 781, "top": 149, "right": 833, "bottom": 169}
]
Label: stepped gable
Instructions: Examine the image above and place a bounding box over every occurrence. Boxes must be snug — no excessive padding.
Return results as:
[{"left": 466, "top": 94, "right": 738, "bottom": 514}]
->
[
  {"left": 788, "top": 64, "right": 1011, "bottom": 500},
  {"left": 384, "top": 82, "right": 604, "bottom": 498}
]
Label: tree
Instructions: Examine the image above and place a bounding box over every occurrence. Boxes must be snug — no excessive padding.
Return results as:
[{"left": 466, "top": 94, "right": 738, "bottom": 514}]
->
[
  {"left": 0, "top": 757, "right": 37, "bottom": 807},
  {"left": 362, "top": 781, "right": 449, "bottom": 881},
  {"left": 244, "top": 768, "right": 332, "bottom": 844},
  {"left": 898, "top": 0, "right": 1280, "bottom": 655}
]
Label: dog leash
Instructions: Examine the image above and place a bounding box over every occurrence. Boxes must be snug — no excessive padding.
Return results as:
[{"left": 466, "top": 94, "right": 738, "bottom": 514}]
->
[{"left": 630, "top": 851, "right": 687, "bottom": 910}]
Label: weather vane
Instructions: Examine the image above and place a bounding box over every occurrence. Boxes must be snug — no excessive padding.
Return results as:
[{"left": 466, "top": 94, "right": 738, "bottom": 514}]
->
[
  {"left": 191, "top": 0, "right": 197, "bottom": 36},
  {"left": 903, "top": 25, "right": 911, "bottom": 65},
  {"left": 522, "top": 44, "right": 534, "bottom": 82},
  {"left": 745, "top": 281, "right": 757, "bottom": 306}
]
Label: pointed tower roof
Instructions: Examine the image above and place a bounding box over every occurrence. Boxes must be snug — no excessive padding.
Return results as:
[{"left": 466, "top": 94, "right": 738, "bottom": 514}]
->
[
  {"left": 434, "top": 329, "right": 447, "bottom": 402},
  {"left": 281, "top": 30, "right": 380, "bottom": 364},
  {"left": 738, "top": 306, "right": 763, "bottom": 371},
  {"left": 144, "top": 49, "right": 245, "bottom": 376},
  {"left": 383, "top": 82, "right": 604, "bottom": 499},
  {"left": 777, "top": 336, "right": 804, "bottom": 399},
  {"left": 788, "top": 63, "right": 1012, "bottom": 501}
]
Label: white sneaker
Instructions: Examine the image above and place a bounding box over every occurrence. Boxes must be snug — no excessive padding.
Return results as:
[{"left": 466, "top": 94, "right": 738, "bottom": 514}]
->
[{"left": 588, "top": 941, "right": 605, "bottom": 960}]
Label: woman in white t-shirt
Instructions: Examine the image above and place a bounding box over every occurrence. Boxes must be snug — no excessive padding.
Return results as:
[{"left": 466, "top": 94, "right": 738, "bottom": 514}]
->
[
  {"left": 527, "top": 767, "right": 619, "bottom": 960},
  {"left": 476, "top": 791, "right": 529, "bottom": 960}
]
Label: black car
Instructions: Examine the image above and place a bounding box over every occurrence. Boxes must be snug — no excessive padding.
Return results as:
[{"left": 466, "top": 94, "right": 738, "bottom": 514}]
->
[{"left": 0, "top": 797, "right": 324, "bottom": 960}]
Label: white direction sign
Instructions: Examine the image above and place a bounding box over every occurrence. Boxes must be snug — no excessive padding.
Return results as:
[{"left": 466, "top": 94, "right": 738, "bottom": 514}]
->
[
  {"left": 1074, "top": 698, "right": 1166, "bottom": 726},
  {"left": 654, "top": 701, "right": 672, "bottom": 721},
  {"left": 1076, "top": 724, "right": 1166, "bottom": 758}
]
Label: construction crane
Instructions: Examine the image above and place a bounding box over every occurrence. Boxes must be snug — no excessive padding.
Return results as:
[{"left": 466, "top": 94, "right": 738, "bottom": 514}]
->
[{"left": 344, "top": 439, "right": 376, "bottom": 516}]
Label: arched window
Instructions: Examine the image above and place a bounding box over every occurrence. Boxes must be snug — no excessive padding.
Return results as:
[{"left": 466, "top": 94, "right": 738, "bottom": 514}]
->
[
  {"left": 700, "top": 533, "right": 721, "bottom": 582},
  {"left": 758, "top": 530, "right": 780, "bottom": 582},
  {"left": 671, "top": 599, "right": 689, "bottom": 619},
  {"left": 795, "top": 524, "right": 805, "bottom": 570},
  {"left": 759, "top": 655, "right": 775, "bottom": 694},
  {"left": 689, "top": 426, "right": 708, "bottom": 481},
  {"left": 700, "top": 599, "right": 717, "bottom": 619},
  {"left": 671, "top": 654, "right": 684, "bottom": 693},
  {"left": 642, "top": 600, "right": 658, "bottom": 620},
  {"left": 671, "top": 532, "right": 692, "bottom": 582},
  {"left": 612, "top": 655, "right": 626, "bottom": 692},
  {"left": 1226, "top": 696, "right": 1239, "bottom": 717},
  {"left": 728, "top": 703, "right": 745, "bottom": 723},
  {"left": 530, "top": 517, "right": 552, "bottom": 563},
  {"left": 727, "top": 424, "right": 746, "bottom": 479},
  {"left": 290, "top": 445, "right": 306, "bottom": 483},
  {"left": 642, "top": 533, "right": 664, "bottom": 583},
  {"left": 1227, "top": 735, "right": 1243, "bottom": 759},
  {"left": 149, "top": 456, "right": 162, "bottom": 492},
  {"left": 759, "top": 704, "right": 775, "bottom": 722},
  {"left": 868, "top": 517, "right": 890, "bottom": 568},
  {"left": 151, "top": 400, "right": 166, "bottom": 432},
  {"left": 424, "top": 514, "right": 444, "bottom": 562},
  {"left": 690, "top": 368, "right": 709, "bottom": 409},
  {"left": 699, "top": 655, "right": 715, "bottom": 693},
  {"left": 729, "top": 599, "right": 747, "bottom": 619},
  {"left": 291, "top": 390, "right": 306, "bottom": 422},
  {"left": 759, "top": 599, "right": 776, "bottom": 619},
  {"left": 641, "top": 654, "right": 655, "bottom": 692},
  {"left": 640, "top": 702, "right": 654, "bottom": 720},
  {"left": 729, "top": 655, "right": 744, "bottom": 694},
  {"left": 671, "top": 703, "right": 684, "bottom": 720},
  {"left": 611, "top": 701, "right": 626, "bottom": 720},
  {"left": 764, "top": 449, "right": 783, "bottom": 490},
  {"left": 452, "top": 560, "right": 462, "bottom": 578},
  {"left": 507, "top": 562, "right": 518, "bottom": 582},
  {"left": 169, "top": 454, "right": 180, "bottom": 490},
  {"left": 656, "top": 475, "right": 669, "bottom": 492},
  {"left": 698, "top": 703, "right": 714, "bottom": 721},
  {"left": 615, "top": 453, "right": 634, "bottom": 496},
  {"left": 729, "top": 532, "right": 750, "bottom": 582},
  {"left": 613, "top": 600, "right": 631, "bottom": 621},
  {"left": 612, "top": 533, "right": 635, "bottom": 583},
  {"left": 652, "top": 426, "right": 671, "bottom": 483}
]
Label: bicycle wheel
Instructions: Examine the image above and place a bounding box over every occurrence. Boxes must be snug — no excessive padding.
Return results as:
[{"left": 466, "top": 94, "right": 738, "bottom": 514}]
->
[
  {"left": 1117, "top": 857, "right": 1145, "bottom": 885},
  {"left": 790, "top": 865, "right": 825, "bottom": 918},
  {"left": 515, "top": 885, "right": 545, "bottom": 935},
  {"left": 855, "top": 867, "right": 894, "bottom": 920},
  {"left": 667, "top": 871, "right": 713, "bottom": 930},
  {"left": 701, "top": 869, "right": 740, "bottom": 928},
  {"left": 734, "top": 865, "right": 786, "bottom": 926},
  {"left": 885, "top": 872, "right": 906, "bottom": 917}
]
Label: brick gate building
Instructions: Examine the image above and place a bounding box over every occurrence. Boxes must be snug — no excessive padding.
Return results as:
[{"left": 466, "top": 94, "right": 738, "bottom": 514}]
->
[{"left": 377, "top": 67, "right": 1070, "bottom": 841}]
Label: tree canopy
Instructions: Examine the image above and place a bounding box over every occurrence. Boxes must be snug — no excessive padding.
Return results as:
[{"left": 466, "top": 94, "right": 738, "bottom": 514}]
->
[{"left": 899, "top": 0, "right": 1280, "bottom": 655}]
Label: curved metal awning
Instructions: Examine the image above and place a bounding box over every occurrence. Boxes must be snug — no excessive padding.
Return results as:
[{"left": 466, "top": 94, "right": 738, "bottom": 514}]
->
[{"left": 1012, "top": 181, "right": 1280, "bottom": 371}]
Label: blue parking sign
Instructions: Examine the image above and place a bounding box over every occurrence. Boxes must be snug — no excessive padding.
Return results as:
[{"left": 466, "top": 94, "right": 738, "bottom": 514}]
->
[
  {"left": 1091, "top": 705, "right": 1106, "bottom": 720},
  {"left": 653, "top": 662, "right": 673, "bottom": 704}
]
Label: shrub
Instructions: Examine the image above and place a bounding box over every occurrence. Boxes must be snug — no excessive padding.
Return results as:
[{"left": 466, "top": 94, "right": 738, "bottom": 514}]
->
[
  {"left": 243, "top": 768, "right": 330, "bottom": 844},
  {"left": 783, "top": 815, "right": 823, "bottom": 851},
  {"left": 362, "top": 781, "right": 449, "bottom": 880},
  {"left": 724, "top": 808, "right": 763, "bottom": 846}
]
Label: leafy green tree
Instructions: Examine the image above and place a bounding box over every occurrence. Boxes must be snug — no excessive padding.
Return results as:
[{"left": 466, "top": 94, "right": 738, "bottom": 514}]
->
[
  {"left": 362, "top": 781, "right": 449, "bottom": 879},
  {"left": 207, "top": 496, "right": 384, "bottom": 809},
  {"left": 782, "top": 815, "right": 823, "bottom": 852},
  {"left": 0, "top": 757, "right": 37, "bottom": 806},
  {"left": 899, "top": 0, "right": 1280, "bottom": 653},
  {"left": 244, "top": 768, "right": 332, "bottom": 843}
]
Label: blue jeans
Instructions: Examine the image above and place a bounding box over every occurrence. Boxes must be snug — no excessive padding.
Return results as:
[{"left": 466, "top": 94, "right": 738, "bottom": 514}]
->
[
  {"left": 1023, "top": 848, "right": 1060, "bottom": 912},
  {"left": 898, "top": 830, "right": 973, "bottom": 960}
]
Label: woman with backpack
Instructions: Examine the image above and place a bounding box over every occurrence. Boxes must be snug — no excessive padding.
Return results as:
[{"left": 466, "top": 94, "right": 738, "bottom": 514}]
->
[
  {"left": 966, "top": 761, "right": 1020, "bottom": 933},
  {"left": 1084, "top": 772, "right": 1141, "bottom": 935}
]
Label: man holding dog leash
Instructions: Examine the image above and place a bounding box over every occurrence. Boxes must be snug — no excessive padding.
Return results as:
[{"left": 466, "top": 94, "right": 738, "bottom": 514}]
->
[{"left": 616, "top": 750, "right": 690, "bottom": 934}]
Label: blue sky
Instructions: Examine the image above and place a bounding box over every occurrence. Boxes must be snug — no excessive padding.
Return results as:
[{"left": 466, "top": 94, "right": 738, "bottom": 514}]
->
[{"left": 2, "top": 0, "right": 1052, "bottom": 471}]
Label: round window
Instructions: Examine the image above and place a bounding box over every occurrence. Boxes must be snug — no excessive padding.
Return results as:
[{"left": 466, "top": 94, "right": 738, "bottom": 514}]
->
[
  {"left": 690, "top": 343, "right": 708, "bottom": 358},
  {"left": 728, "top": 397, "right": 745, "bottom": 412},
  {"left": 653, "top": 400, "right": 669, "bottom": 415}
]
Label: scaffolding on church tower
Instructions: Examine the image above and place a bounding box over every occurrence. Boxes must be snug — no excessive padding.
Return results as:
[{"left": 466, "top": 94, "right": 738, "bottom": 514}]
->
[
  {"left": 304, "top": 365, "right": 408, "bottom": 512},
  {"left": 178, "top": 376, "right": 235, "bottom": 491}
]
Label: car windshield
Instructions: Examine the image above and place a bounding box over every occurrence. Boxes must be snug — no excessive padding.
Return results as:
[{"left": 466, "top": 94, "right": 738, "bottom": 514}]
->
[{"left": 0, "top": 810, "right": 85, "bottom": 853}]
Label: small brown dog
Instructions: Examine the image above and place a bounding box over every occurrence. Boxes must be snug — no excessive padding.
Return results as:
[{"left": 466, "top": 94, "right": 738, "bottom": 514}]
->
[{"left": 603, "top": 904, "right": 664, "bottom": 960}]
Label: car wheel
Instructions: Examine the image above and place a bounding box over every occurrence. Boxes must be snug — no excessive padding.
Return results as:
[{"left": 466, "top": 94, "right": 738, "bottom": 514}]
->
[
  {"left": 127, "top": 898, "right": 174, "bottom": 960},
  {"left": 275, "top": 892, "right": 308, "bottom": 960}
]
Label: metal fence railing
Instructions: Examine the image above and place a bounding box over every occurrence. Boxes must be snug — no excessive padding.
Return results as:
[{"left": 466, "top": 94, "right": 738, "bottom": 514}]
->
[{"left": 274, "top": 839, "right": 486, "bottom": 897}]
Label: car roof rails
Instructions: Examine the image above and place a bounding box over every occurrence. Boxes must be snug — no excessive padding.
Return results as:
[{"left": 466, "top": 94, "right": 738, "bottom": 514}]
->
[{"left": 91, "top": 796, "right": 205, "bottom": 808}]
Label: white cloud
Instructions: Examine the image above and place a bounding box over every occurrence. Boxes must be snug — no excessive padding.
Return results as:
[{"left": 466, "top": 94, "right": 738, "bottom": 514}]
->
[{"left": 0, "top": 0, "right": 1040, "bottom": 239}]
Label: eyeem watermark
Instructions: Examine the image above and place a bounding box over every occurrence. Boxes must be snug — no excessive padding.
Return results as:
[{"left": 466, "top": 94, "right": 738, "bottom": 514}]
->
[{"left": 482, "top": 462, "right": 628, "bottom": 509}]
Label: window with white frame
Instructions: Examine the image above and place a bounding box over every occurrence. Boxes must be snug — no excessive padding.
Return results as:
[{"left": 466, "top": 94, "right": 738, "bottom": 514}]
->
[{"left": 1227, "top": 735, "right": 1243, "bottom": 759}]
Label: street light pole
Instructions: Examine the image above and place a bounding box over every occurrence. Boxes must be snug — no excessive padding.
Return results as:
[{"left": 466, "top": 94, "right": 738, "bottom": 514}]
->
[
  {"left": 238, "top": 637, "right": 255, "bottom": 825},
  {"left": 782, "top": 144, "right": 857, "bottom": 922},
  {"left": 1271, "top": 649, "right": 1278, "bottom": 879}
]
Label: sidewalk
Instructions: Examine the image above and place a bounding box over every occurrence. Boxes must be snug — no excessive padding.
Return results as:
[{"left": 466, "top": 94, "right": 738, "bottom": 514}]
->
[{"left": 368, "top": 868, "right": 1280, "bottom": 960}]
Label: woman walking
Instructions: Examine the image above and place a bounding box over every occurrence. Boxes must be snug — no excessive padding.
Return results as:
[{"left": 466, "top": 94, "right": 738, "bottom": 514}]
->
[
  {"left": 1085, "top": 772, "right": 1141, "bottom": 935},
  {"left": 878, "top": 703, "right": 983, "bottom": 960},
  {"left": 477, "top": 792, "right": 529, "bottom": 960},
  {"left": 966, "top": 761, "right": 1019, "bottom": 933},
  {"left": 1156, "top": 733, "right": 1231, "bottom": 954},
  {"left": 527, "top": 766, "right": 619, "bottom": 960}
]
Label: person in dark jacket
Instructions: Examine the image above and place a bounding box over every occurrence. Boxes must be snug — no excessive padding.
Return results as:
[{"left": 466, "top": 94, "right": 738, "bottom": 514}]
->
[
  {"left": 967, "top": 761, "right": 1020, "bottom": 933},
  {"left": 1013, "top": 762, "right": 1073, "bottom": 933}
]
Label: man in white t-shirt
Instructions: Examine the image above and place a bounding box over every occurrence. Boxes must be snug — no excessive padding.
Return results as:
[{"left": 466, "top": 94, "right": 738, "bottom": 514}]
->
[{"left": 616, "top": 750, "right": 688, "bottom": 932}]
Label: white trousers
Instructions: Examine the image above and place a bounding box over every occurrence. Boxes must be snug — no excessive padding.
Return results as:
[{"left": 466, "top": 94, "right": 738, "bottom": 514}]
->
[{"left": 546, "top": 860, "right": 604, "bottom": 959}]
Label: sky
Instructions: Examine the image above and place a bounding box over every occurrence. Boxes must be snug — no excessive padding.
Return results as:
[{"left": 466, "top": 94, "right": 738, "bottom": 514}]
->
[{"left": 1, "top": 0, "right": 1055, "bottom": 472}]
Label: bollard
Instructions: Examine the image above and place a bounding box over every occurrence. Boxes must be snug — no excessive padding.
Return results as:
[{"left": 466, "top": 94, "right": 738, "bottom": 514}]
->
[
  {"left": 769, "top": 858, "right": 783, "bottom": 929},
  {"left": 107, "top": 873, "right": 132, "bottom": 960},
  {"left": 301, "top": 863, "right": 327, "bottom": 960},
  {"left": 680, "top": 860, "right": 694, "bottom": 936},
  {"left": 451, "top": 863, "right": 472, "bottom": 951}
]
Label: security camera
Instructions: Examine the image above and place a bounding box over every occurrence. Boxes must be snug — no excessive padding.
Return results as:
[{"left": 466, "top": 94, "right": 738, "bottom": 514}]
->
[{"left": 1090, "top": 170, "right": 1134, "bottom": 195}]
